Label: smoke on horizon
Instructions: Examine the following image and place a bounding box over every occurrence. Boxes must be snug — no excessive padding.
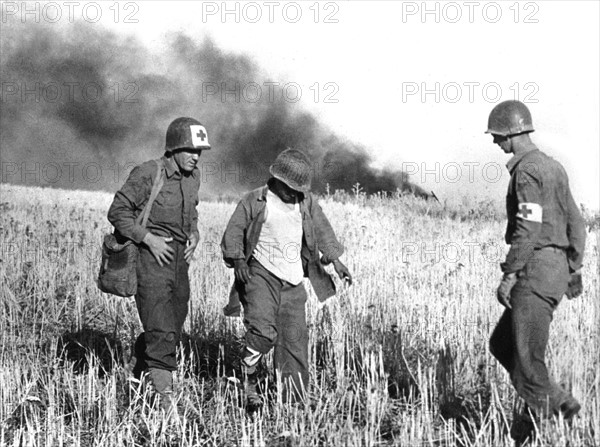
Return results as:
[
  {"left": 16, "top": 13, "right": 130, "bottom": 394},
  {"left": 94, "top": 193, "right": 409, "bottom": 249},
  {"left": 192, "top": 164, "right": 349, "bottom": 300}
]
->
[{"left": 0, "top": 21, "right": 428, "bottom": 198}]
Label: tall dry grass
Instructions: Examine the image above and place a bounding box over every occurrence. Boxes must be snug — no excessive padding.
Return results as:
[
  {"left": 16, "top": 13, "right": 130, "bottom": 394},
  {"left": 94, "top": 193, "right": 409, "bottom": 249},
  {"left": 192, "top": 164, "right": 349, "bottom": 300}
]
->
[{"left": 1, "top": 183, "right": 598, "bottom": 446}]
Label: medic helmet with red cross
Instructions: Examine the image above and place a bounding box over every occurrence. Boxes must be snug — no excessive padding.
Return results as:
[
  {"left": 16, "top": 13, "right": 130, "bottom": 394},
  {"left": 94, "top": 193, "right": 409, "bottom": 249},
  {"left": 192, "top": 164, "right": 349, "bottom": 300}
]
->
[
  {"left": 165, "top": 117, "right": 211, "bottom": 152},
  {"left": 485, "top": 100, "right": 534, "bottom": 137}
]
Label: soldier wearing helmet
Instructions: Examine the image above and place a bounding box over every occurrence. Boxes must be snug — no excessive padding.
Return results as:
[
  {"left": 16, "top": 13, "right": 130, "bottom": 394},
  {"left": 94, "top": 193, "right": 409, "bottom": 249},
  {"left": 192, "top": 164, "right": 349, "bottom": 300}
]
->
[
  {"left": 221, "top": 148, "right": 352, "bottom": 410},
  {"left": 108, "top": 117, "right": 211, "bottom": 417},
  {"left": 485, "top": 101, "right": 586, "bottom": 442}
]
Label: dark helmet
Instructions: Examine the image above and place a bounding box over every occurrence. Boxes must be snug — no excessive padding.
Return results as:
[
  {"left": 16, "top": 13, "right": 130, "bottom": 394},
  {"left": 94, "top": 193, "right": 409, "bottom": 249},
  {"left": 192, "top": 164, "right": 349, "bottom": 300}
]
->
[
  {"left": 165, "top": 117, "right": 211, "bottom": 152},
  {"left": 269, "top": 148, "right": 312, "bottom": 192},
  {"left": 485, "top": 100, "right": 534, "bottom": 137}
]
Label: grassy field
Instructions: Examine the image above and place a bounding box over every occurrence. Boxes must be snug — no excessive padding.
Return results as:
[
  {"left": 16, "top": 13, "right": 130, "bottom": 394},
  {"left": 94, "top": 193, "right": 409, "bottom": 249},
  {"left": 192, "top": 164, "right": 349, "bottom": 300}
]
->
[{"left": 1, "top": 184, "right": 598, "bottom": 446}]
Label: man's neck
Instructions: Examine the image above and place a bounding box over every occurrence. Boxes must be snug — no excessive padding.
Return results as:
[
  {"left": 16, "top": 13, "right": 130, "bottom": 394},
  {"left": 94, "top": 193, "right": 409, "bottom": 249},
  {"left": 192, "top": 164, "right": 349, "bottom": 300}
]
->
[{"left": 511, "top": 134, "right": 537, "bottom": 157}]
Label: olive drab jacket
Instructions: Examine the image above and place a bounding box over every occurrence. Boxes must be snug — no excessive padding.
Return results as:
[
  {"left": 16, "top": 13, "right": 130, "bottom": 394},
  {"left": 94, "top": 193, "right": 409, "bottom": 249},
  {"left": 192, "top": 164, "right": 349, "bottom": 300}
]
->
[
  {"left": 221, "top": 185, "right": 345, "bottom": 316},
  {"left": 502, "top": 145, "right": 586, "bottom": 273},
  {"left": 108, "top": 156, "right": 201, "bottom": 245}
]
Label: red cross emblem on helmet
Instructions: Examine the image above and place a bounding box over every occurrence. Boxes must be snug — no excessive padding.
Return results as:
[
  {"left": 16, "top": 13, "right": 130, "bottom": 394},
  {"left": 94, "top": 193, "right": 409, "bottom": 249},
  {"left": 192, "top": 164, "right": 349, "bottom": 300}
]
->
[{"left": 165, "top": 117, "right": 211, "bottom": 152}]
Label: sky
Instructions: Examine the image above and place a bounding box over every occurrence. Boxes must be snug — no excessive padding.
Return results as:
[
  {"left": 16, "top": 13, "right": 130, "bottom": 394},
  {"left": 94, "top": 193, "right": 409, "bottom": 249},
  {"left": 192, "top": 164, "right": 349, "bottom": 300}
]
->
[{"left": 2, "top": 1, "right": 599, "bottom": 208}]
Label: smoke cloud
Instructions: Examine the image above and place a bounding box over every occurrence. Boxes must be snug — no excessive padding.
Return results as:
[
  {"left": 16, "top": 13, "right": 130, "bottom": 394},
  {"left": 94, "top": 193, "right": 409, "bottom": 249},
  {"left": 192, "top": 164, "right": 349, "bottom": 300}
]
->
[{"left": 0, "top": 21, "right": 428, "bottom": 197}]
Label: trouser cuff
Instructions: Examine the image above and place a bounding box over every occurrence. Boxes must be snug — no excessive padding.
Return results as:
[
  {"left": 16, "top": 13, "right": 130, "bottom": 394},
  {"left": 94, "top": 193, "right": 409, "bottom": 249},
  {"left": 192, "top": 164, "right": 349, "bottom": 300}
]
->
[{"left": 241, "top": 346, "right": 263, "bottom": 376}]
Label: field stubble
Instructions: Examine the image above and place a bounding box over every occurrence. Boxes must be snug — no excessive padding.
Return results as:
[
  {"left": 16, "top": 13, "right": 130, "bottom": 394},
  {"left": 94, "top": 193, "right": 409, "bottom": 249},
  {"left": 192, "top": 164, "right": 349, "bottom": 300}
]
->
[{"left": 0, "top": 184, "right": 598, "bottom": 446}]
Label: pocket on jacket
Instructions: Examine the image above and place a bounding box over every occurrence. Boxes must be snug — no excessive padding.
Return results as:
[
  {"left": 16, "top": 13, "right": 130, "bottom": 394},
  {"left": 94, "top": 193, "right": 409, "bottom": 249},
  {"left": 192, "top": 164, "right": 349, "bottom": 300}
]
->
[{"left": 156, "top": 186, "right": 180, "bottom": 207}]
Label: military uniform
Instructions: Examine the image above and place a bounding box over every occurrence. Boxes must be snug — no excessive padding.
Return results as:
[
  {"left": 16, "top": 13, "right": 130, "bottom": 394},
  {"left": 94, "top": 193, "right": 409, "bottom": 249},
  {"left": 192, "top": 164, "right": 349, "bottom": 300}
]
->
[
  {"left": 489, "top": 143, "right": 586, "bottom": 417},
  {"left": 108, "top": 155, "right": 201, "bottom": 371}
]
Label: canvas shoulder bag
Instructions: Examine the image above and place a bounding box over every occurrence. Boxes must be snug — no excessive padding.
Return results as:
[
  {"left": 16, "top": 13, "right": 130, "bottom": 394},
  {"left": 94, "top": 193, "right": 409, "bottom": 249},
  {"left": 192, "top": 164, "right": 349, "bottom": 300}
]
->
[{"left": 98, "top": 159, "right": 165, "bottom": 297}]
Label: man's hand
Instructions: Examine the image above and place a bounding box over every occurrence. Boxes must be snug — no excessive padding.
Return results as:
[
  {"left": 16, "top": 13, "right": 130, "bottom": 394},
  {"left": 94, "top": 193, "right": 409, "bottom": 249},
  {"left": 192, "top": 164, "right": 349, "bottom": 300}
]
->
[
  {"left": 233, "top": 259, "right": 251, "bottom": 284},
  {"left": 185, "top": 233, "right": 199, "bottom": 264},
  {"left": 333, "top": 259, "right": 353, "bottom": 286},
  {"left": 566, "top": 270, "right": 583, "bottom": 299},
  {"left": 496, "top": 272, "right": 517, "bottom": 309},
  {"left": 143, "top": 233, "right": 174, "bottom": 267}
]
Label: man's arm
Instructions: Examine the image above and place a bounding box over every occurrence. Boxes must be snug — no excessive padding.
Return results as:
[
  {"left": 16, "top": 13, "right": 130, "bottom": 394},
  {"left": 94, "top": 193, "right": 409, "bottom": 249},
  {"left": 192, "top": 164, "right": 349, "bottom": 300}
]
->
[
  {"left": 309, "top": 196, "right": 352, "bottom": 284},
  {"left": 107, "top": 165, "right": 151, "bottom": 244},
  {"left": 185, "top": 183, "right": 201, "bottom": 263},
  {"left": 221, "top": 200, "right": 250, "bottom": 268},
  {"left": 108, "top": 163, "right": 175, "bottom": 266},
  {"left": 309, "top": 197, "right": 345, "bottom": 264},
  {"left": 501, "top": 169, "right": 543, "bottom": 273},
  {"left": 565, "top": 181, "right": 586, "bottom": 299},
  {"left": 566, "top": 185, "right": 586, "bottom": 272},
  {"left": 191, "top": 189, "right": 200, "bottom": 241}
]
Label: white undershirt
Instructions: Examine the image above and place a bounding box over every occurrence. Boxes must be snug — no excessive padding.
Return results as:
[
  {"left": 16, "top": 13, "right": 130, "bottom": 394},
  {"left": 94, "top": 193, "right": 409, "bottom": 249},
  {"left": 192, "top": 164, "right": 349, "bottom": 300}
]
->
[{"left": 252, "top": 189, "right": 304, "bottom": 285}]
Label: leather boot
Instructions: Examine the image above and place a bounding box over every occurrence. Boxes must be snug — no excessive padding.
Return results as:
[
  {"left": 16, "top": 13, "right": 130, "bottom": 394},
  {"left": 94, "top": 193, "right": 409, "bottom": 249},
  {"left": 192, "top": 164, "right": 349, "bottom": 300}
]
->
[
  {"left": 510, "top": 405, "right": 536, "bottom": 446},
  {"left": 241, "top": 347, "right": 263, "bottom": 412},
  {"left": 241, "top": 362, "right": 262, "bottom": 412},
  {"left": 148, "top": 368, "right": 178, "bottom": 420},
  {"left": 560, "top": 395, "right": 581, "bottom": 422}
]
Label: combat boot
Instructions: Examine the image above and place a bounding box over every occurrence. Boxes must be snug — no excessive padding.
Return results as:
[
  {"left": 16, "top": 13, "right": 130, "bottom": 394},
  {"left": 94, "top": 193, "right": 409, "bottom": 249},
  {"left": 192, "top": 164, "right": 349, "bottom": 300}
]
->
[
  {"left": 559, "top": 395, "right": 581, "bottom": 425},
  {"left": 148, "top": 368, "right": 179, "bottom": 422},
  {"left": 510, "top": 405, "right": 536, "bottom": 446},
  {"left": 241, "top": 346, "right": 263, "bottom": 413},
  {"left": 243, "top": 366, "right": 262, "bottom": 413}
]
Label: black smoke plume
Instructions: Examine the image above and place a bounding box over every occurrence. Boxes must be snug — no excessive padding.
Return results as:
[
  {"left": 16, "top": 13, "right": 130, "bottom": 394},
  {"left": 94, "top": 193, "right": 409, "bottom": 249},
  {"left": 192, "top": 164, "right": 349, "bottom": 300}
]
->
[{"left": 0, "top": 21, "right": 428, "bottom": 197}]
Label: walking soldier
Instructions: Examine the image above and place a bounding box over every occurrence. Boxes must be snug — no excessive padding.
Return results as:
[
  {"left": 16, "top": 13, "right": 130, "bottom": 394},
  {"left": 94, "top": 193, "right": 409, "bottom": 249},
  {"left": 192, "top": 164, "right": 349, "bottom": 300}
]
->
[
  {"left": 108, "top": 117, "right": 210, "bottom": 413},
  {"left": 486, "top": 101, "right": 586, "bottom": 440},
  {"left": 221, "top": 148, "right": 352, "bottom": 409}
]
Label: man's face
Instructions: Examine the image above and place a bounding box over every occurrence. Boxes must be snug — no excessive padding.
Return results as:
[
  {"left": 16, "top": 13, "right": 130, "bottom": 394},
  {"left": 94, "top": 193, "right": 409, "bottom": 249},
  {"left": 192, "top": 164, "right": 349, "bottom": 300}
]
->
[
  {"left": 271, "top": 178, "right": 301, "bottom": 203},
  {"left": 173, "top": 149, "right": 202, "bottom": 172},
  {"left": 492, "top": 134, "right": 512, "bottom": 154}
]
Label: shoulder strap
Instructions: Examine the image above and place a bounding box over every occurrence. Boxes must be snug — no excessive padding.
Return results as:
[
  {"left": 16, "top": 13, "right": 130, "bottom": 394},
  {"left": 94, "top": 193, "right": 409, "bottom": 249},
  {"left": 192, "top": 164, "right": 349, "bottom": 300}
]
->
[{"left": 136, "top": 159, "right": 165, "bottom": 227}]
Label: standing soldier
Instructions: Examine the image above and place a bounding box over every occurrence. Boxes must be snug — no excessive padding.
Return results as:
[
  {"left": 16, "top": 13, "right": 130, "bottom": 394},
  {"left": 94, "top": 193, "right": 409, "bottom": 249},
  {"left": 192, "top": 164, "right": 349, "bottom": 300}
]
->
[
  {"left": 221, "top": 148, "right": 352, "bottom": 410},
  {"left": 486, "top": 101, "right": 586, "bottom": 441},
  {"left": 108, "top": 117, "right": 211, "bottom": 414}
]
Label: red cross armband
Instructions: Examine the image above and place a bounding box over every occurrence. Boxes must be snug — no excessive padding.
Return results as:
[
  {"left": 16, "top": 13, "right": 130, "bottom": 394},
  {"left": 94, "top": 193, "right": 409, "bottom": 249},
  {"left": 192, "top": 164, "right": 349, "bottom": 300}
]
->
[{"left": 516, "top": 202, "right": 542, "bottom": 223}]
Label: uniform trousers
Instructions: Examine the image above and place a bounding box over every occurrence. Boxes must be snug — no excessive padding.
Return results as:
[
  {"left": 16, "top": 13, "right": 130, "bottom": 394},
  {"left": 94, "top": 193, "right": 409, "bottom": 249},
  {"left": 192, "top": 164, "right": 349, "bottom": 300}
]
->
[
  {"left": 134, "top": 240, "right": 190, "bottom": 371},
  {"left": 489, "top": 248, "right": 575, "bottom": 416}
]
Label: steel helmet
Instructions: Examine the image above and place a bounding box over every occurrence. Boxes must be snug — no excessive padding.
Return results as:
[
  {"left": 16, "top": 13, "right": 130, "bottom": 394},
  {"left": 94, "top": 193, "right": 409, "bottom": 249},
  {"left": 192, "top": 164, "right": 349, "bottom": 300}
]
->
[
  {"left": 269, "top": 148, "right": 312, "bottom": 192},
  {"left": 165, "top": 117, "right": 211, "bottom": 152},
  {"left": 485, "top": 100, "right": 534, "bottom": 137}
]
